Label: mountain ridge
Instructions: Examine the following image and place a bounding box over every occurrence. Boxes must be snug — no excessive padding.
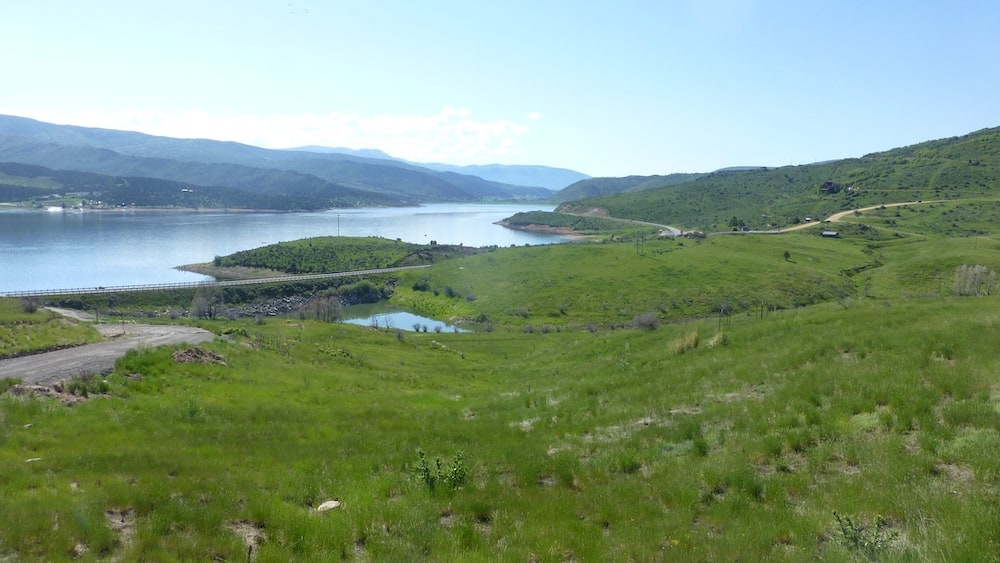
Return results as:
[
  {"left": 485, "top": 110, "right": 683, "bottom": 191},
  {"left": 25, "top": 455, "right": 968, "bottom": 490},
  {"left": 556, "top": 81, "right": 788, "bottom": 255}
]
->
[{"left": 0, "top": 115, "right": 576, "bottom": 204}]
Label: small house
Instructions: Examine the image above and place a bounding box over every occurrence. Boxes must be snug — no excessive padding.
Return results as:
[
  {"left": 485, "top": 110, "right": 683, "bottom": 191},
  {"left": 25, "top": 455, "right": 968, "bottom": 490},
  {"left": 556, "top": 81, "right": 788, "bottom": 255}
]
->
[
  {"left": 821, "top": 231, "right": 839, "bottom": 238},
  {"left": 819, "top": 181, "right": 842, "bottom": 194}
]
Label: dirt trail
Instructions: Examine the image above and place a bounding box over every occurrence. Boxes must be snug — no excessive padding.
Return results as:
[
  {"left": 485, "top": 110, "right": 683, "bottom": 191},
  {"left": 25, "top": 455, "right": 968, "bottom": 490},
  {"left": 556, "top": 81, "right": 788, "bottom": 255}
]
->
[
  {"left": 779, "top": 201, "right": 936, "bottom": 233},
  {"left": 0, "top": 324, "right": 215, "bottom": 386}
]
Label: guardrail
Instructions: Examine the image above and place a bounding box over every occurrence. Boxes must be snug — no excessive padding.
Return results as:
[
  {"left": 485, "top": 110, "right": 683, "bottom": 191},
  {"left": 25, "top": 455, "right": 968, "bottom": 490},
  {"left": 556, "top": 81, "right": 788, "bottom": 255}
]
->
[{"left": 0, "top": 265, "right": 431, "bottom": 298}]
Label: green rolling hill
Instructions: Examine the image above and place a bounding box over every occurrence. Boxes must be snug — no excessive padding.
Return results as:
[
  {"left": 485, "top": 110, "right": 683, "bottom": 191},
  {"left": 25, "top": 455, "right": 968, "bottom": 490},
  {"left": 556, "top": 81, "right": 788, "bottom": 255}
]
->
[{"left": 553, "top": 127, "right": 1000, "bottom": 231}]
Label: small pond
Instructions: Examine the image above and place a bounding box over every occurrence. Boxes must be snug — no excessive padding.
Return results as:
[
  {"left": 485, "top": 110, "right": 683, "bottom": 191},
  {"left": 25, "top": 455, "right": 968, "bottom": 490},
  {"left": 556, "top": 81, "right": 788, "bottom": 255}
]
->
[{"left": 340, "top": 303, "right": 469, "bottom": 333}]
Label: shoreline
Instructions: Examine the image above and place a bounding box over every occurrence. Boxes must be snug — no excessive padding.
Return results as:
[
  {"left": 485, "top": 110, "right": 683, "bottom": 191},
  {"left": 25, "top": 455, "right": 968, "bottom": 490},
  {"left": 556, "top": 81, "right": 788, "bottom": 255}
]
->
[
  {"left": 176, "top": 263, "right": 291, "bottom": 281},
  {"left": 494, "top": 220, "right": 588, "bottom": 240}
]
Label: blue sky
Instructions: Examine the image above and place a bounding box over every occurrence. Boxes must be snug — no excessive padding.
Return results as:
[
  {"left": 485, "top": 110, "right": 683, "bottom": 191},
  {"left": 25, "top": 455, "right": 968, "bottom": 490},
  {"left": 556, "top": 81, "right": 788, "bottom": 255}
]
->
[{"left": 2, "top": 1, "right": 998, "bottom": 177}]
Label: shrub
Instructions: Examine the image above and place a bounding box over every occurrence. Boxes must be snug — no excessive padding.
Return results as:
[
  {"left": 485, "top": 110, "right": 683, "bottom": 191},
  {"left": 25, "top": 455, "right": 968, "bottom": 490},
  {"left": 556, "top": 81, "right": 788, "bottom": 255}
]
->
[
  {"left": 64, "top": 374, "right": 109, "bottom": 397},
  {"left": 833, "top": 512, "right": 898, "bottom": 559},
  {"left": 191, "top": 287, "right": 223, "bottom": 319},
  {"left": 415, "top": 449, "right": 468, "bottom": 493},
  {"left": 631, "top": 312, "right": 659, "bottom": 330},
  {"left": 20, "top": 298, "right": 40, "bottom": 314},
  {"left": 669, "top": 331, "right": 699, "bottom": 354},
  {"left": 302, "top": 295, "right": 342, "bottom": 322},
  {"left": 954, "top": 264, "right": 996, "bottom": 296}
]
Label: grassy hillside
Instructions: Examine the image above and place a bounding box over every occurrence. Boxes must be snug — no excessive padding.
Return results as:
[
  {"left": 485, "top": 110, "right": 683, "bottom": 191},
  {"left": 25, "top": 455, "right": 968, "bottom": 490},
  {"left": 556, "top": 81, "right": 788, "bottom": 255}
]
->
[
  {"left": 0, "top": 300, "right": 100, "bottom": 359},
  {"left": 209, "top": 237, "right": 480, "bottom": 275},
  {"left": 498, "top": 210, "right": 652, "bottom": 238},
  {"left": 1, "top": 294, "right": 996, "bottom": 560},
  {"left": 560, "top": 127, "right": 1000, "bottom": 231},
  {"left": 552, "top": 172, "right": 705, "bottom": 203},
  {"left": 390, "top": 233, "right": 873, "bottom": 329}
]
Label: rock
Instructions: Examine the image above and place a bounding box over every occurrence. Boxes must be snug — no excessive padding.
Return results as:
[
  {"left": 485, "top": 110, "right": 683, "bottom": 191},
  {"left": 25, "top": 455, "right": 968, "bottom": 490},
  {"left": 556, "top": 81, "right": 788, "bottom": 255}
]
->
[{"left": 317, "top": 500, "right": 341, "bottom": 512}]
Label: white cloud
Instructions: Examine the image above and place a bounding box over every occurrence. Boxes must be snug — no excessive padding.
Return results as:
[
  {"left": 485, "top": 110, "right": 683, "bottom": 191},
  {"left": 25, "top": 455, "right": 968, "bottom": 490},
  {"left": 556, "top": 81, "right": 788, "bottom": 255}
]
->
[
  {"left": 526, "top": 111, "right": 542, "bottom": 120},
  {"left": 8, "top": 106, "right": 532, "bottom": 165}
]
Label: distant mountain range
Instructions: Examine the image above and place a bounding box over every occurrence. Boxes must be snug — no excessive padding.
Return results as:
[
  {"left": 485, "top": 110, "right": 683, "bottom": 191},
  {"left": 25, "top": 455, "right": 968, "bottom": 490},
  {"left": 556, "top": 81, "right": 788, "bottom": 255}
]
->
[
  {"left": 287, "top": 145, "right": 590, "bottom": 191},
  {"left": 0, "top": 115, "right": 590, "bottom": 210}
]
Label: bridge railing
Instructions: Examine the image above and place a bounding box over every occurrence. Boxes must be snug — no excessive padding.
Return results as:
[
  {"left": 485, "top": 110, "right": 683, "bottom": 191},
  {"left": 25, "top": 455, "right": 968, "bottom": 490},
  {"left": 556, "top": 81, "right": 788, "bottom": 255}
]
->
[{"left": 1, "top": 265, "right": 430, "bottom": 298}]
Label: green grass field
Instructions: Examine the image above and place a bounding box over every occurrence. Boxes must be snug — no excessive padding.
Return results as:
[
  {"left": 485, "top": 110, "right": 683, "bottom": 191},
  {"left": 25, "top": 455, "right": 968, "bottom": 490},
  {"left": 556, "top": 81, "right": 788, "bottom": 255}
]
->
[
  {"left": 1, "top": 295, "right": 997, "bottom": 560},
  {"left": 391, "top": 232, "right": 881, "bottom": 329}
]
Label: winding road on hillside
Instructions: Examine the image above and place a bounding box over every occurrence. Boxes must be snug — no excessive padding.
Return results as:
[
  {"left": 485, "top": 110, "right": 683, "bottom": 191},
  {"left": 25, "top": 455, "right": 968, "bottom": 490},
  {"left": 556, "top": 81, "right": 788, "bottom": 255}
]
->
[
  {"left": 0, "top": 319, "right": 215, "bottom": 386},
  {"left": 778, "top": 200, "right": 939, "bottom": 232}
]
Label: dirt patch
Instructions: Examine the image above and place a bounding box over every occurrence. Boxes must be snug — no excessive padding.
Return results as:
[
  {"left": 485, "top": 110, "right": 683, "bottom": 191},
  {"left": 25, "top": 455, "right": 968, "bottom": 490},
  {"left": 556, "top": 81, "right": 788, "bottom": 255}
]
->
[
  {"left": 171, "top": 348, "right": 227, "bottom": 365},
  {"left": 227, "top": 520, "right": 266, "bottom": 559},
  {"left": 440, "top": 507, "right": 456, "bottom": 528},
  {"left": 932, "top": 462, "right": 974, "bottom": 482},
  {"left": 6, "top": 383, "right": 104, "bottom": 406},
  {"left": 105, "top": 508, "right": 136, "bottom": 553}
]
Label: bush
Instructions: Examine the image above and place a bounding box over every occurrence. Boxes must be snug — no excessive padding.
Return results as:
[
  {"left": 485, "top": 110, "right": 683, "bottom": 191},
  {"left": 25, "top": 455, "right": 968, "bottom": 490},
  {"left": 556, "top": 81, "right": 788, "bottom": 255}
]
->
[
  {"left": 833, "top": 512, "right": 898, "bottom": 559},
  {"left": 302, "top": 295, "right": 342, "bottom": 322},
  {"left": 20, "top": 298, "right": 40, "bottom": 314},
  {"left": 191, "top": 287, "right": 223, "bottom": 319},
  {"left": 415, "top": 449, "right": 468, "bottom": 492},
  {"left": 631, "top": 312, "right": 659, "bottom": 330},
  {"left": 64, "top": 374, "right": 109, "bottom": 397},
  {"left": 954, "top": 264, "right": 996, "bottom": 296},
  {"left": 669, "top": 331, "right": 700, "bottom": 354}
]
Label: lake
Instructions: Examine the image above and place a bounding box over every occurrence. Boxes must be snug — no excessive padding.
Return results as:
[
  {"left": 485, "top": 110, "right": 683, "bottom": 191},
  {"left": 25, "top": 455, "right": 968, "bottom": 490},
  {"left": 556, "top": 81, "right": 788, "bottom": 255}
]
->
[{"left": 0, "top": 203, "right": 565, "bottom": 292}]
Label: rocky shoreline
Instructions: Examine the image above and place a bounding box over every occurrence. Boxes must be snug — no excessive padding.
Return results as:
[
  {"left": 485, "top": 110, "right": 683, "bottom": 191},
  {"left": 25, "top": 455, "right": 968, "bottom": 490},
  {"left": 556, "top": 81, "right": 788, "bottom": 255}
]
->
[{"left": 494, "top": 220, "right": 586, "bottom": 238}]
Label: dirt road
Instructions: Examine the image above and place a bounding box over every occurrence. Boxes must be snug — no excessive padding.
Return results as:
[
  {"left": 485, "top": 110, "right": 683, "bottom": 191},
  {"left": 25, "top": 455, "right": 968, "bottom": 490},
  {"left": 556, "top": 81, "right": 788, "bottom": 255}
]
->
[
  {"left": 779, "top": 200, "right": 936, "bottom": 233},
  {"left": 0, "top": 324, "right": 215, "bottom": 386}
]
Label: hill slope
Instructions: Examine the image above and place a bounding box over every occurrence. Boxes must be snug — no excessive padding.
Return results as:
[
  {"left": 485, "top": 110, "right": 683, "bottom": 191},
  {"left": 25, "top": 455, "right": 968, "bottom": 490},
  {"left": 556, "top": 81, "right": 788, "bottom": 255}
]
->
[
  {"left": 558, "top": 127, "right": 1000, "bottom": 230},
  {"left": 552, "top": 172, "right": 705, "bottom": 203}
]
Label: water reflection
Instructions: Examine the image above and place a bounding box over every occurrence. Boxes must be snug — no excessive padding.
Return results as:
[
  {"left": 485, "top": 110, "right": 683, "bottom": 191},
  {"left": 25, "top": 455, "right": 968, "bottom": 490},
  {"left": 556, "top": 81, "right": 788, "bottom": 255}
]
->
[{"left": 341, "top": 303, "right": 468, "bottom": 333}]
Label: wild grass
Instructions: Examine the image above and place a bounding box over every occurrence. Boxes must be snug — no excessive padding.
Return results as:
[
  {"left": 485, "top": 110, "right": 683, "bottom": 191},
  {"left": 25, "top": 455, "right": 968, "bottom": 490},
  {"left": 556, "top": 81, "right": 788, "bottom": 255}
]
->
[
  {"left": 1, "top": 294, "right": 997, "bottom": 560},
  {"left": 0, "top": 300, "right": 100, "bottom": 358},
  {"left": 391, "top": 233, "right": 867, "bottom": 330}
]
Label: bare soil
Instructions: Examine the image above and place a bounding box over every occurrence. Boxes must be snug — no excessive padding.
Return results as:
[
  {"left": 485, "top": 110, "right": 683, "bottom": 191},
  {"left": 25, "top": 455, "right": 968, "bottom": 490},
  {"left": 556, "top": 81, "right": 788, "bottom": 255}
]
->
[{"left": 0, "top": 323, "right": 215, "bottom": 386}]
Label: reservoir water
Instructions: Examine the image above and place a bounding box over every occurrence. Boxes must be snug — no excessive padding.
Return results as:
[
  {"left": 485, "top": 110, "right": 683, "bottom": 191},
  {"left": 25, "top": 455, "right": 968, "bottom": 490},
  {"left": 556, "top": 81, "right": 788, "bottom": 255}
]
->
[{"left": 0, "top": 203, "right": 564, "bottom": 292}]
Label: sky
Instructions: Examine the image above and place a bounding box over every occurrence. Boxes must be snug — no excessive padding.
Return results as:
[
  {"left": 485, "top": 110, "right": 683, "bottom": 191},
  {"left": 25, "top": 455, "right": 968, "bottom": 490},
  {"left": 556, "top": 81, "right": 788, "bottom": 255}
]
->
[{"left": 2, "top": 0, "right": 999, "bottom": 177}]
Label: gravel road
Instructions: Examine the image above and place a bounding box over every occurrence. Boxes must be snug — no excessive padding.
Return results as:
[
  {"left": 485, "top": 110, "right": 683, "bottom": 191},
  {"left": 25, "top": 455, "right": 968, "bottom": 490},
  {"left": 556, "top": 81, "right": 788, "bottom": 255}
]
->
[{"left": 0, "top": 324, "right": 216, "bottom": 386}]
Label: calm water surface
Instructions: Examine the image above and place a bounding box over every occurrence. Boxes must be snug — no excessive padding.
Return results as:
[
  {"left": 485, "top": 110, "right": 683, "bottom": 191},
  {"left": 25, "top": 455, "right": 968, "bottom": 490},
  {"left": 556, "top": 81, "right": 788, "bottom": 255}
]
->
[
  {"left": 341, "top": 302, "right": 469, "bottom": 333},
  {"left": 1, "top": 204, "right": 563, "bottom": 292}
]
